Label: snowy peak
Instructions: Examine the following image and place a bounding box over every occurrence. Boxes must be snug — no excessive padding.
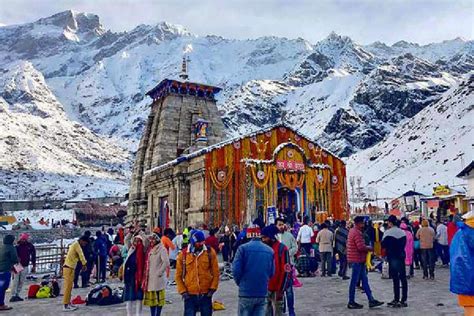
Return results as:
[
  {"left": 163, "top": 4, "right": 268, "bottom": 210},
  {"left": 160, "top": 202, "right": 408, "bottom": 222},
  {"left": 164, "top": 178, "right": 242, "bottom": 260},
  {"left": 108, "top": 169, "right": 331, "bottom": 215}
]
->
[
  {"left": 0, "top": 61, "right": 65, "bottom": 118},
  {"left": 35, "top": 10, "right": 105, "bottom": 39}
]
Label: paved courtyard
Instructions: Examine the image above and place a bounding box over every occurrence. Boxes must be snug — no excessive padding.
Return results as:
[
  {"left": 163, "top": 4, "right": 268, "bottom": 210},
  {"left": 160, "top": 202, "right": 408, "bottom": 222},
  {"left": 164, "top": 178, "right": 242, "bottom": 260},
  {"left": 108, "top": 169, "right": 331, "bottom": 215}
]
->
[{"left": 4, "top": 265, "right": 462, "bottom": 315}]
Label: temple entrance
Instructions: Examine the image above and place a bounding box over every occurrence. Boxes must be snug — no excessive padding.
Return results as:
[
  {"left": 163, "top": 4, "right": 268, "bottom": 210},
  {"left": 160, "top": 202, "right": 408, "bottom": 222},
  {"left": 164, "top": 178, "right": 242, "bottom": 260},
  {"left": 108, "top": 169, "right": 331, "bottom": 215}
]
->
[
  {"left": 158, "top": 197, "right": 170, "bottom": 230},
  {"left": 277, "top": 187, "right": 299, "bottom": 225}
]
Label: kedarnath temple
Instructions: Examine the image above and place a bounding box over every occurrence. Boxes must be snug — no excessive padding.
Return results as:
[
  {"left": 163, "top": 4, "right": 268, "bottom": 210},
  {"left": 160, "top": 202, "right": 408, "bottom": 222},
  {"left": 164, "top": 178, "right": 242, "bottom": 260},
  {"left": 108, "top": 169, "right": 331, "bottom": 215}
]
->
[{"left": 127, "top": 59, "right": 348, "bottom": 230}]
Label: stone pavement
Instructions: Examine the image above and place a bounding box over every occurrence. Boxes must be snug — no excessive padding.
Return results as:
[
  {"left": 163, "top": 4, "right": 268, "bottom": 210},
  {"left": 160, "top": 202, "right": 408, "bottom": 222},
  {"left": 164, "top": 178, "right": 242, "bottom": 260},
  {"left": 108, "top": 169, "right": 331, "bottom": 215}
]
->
[{"left": 3, "top": 265, "right": 462, "bottom": 315}]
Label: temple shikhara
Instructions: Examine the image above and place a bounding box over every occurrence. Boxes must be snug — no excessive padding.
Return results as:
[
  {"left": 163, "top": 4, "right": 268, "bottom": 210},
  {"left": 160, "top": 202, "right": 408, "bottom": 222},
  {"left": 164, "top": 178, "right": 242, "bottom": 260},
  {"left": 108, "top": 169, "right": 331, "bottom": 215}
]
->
[{"left": 127, "top": 57, "right": 348, "bottom": 230}]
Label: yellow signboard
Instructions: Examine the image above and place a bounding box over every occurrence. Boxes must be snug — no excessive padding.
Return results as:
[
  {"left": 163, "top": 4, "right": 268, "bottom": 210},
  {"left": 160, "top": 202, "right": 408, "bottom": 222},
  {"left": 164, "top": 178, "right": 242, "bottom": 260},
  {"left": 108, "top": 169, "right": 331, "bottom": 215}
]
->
[
  {"left": 0, "top": 216, "right": 16, "bottom": 224},
  {"left": 433, "top": 185, "right": 451, "bottom": 196}
]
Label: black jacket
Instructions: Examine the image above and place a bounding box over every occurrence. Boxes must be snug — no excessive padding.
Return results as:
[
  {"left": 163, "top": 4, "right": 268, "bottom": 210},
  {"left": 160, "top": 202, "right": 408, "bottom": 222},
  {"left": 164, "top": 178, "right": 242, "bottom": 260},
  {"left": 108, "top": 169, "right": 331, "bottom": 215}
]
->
[{"left": 382, "top": 227, "right": 406, "bottom": 261}]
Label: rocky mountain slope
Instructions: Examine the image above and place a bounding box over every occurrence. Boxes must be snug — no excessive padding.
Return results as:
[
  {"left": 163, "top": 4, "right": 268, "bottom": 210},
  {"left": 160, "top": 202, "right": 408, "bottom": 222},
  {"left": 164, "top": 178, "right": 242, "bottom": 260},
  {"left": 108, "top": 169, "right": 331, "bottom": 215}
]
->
[
  {"left": 347, "top": 73, "right": 474, "bottom": 196},
  {"left": 0, "top": 10, "right": 472, "bottom": 198}
]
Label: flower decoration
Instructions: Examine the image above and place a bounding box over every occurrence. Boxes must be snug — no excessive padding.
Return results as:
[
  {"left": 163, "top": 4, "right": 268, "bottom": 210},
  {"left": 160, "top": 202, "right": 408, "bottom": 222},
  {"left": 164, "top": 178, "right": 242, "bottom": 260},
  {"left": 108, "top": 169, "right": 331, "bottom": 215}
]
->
[
  {"left": 332, "top": 175, "right": 338, "bottom": 185},
  {"left": 233, "top": 141, "right": 241, "bottom": 149},
  {"left": 287, "top": 150, "right": 294, "bottom": 158},
  {"left": 217, "top": 170, "right": 226, "bottom": 182},
  {"left": 257, "top": 170, "right": 266, "bottom": 180}
]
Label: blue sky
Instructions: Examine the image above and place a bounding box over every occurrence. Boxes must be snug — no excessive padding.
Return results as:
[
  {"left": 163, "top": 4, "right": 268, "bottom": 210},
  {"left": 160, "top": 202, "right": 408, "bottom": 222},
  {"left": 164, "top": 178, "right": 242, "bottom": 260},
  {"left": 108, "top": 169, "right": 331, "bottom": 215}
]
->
[{"left": 0, "top": 0, "right": 472, "bottom": 44}]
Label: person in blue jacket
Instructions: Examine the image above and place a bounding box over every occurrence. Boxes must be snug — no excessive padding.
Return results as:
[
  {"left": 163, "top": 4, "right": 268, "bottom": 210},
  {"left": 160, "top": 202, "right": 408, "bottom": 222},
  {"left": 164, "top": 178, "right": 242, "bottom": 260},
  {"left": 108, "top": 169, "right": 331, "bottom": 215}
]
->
[
  {"left": 233, "top": 226, "right": 275, "bottom": 316},
  {"left": 450, "top": 210, "right": 474, "bottom": 315},
  {"left": 94, "top": 231, "right": 108, "bottom": 283}
]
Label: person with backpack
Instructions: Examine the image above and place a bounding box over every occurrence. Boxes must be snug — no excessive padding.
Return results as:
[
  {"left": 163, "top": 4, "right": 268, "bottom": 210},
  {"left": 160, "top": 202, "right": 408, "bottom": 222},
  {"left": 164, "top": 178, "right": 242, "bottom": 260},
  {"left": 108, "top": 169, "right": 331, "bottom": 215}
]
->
[
  {"left": 94, "top": 231, "right": 108, "bottom": 283},
  {"left": 63, "top": 236, "right": 89, "bottom": 312},
  {"left": 261, "top": 224, "right": 291, "bottom": 316},
  {"left": 142, "top": 233, "right": 170, "bottom": 316},
  {"left": 176, "top": 230, "right": 219, "bottom": 316},
  {"left": 233, "top": 226, "right": 274, "bottom": 316},
  {"left": 0, "top": 235, "right": 19, "bottom": 311},
  {"left": 10, "top": 233, "right": 36, "bottom": 302},
  {"left": 124, "top": 235, "right": 147, "bottom": 316}
]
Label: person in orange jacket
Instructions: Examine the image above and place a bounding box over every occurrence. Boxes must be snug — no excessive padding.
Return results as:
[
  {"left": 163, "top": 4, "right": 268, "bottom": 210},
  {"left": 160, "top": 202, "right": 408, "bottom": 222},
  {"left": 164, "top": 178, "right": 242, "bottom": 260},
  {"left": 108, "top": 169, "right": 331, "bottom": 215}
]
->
[{"left": 175, "top": 230, "right": 219, "bottom": 316}]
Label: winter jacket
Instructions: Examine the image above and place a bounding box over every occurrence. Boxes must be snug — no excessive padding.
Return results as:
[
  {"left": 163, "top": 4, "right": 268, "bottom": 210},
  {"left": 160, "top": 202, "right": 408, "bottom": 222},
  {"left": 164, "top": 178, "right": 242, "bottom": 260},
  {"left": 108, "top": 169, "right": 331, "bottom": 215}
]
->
[
  {"left": 64, "top": 241, "right": 87, "bottom": 269},
  {"left": 450, "top": 221, "right": 474, "bottom": 295},
  {"left": 94, "top": 236, "right": 108, "bottom": 257},
  {"left": 346, "top": 227, "right": 369, "bottom": 263},
  {"left": 268, "top": 241, "right": 291, "bottom": 294},
  {"left": 416, "top": 227, "right": 435, "bottom": 249},
  {"left": 277, "top": 231, "right": 298, "bottom": 265},
  {"left": 232, "top": 239, "right": 275, "bottom": 297},
  {"left": 447, "top": 222, "right": 458, "bottom": 246},
  {"left": 334, "top": 226, "right": 349, "bottom": 255},
  {"left": 144, "top": 243, "right": 170, "bottom": 292},
  {"left": 175, "top": 245, "right": 219, "bottom": 295},
  {"left": 16, "top": 241, "right": 36, "bottom": 267},
  {"left": 0, "top": 235, "right": 19, "bottom": 272},
  {"left": 381, "top": 227, "right": 407, "bottom": 261},
  {"left": 205, "top": 235, "right": 220, "bottom": 253},
  {"left": 316, "top": 228, "right": 334, "bottom": 253},
  {"left": 436, "top": 224, "right": 448, "bottom": 246},
  {"left": 403, "top": 230, "right": 414, "bottom": 265}
]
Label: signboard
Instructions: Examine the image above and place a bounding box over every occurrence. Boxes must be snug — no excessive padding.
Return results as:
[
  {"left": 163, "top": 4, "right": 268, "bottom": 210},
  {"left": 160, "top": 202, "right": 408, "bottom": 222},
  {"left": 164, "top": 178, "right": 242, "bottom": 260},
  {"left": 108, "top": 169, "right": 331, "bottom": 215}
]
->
[
  {"left": 276, "top": 160, "right": 305, "bottom": 171},
  {"left": 427, "top": 199, "right": 440, "bottom": 209},
  {"left": 433, "top": 185, "right": 451, "bottom": 196},
  {"left": 391, "top": 199, "right": 400, "bottom": 210},
  {"left": 0, "top": 216, "right": 16, "bottom": 224},
  {"left": 267, "top": 206, "right": 277, "bottom": 224}
]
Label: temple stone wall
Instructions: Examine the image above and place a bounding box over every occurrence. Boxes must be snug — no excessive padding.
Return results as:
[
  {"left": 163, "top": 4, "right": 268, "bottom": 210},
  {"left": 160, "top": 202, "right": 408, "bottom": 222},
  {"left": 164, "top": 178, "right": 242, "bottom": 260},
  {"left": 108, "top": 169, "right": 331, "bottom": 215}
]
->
[{"left": 127, "top": 82, "right": 225, "bottom": 226}]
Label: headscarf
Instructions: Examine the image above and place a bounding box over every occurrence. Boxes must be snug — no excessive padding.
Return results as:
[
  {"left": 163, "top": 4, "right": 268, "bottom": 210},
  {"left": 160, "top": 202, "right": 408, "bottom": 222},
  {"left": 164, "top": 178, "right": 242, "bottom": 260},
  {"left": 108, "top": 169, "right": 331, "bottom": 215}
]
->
[{"left": 19, "top": 233, "right": 30, "bottom": 241}]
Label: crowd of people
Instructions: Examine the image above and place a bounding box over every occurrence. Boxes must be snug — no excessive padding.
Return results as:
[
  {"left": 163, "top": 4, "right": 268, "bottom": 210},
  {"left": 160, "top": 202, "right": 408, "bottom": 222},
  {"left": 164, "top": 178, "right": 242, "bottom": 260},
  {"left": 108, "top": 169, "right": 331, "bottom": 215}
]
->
[{"left": 0, "top": 209, "right": 472, "bottom": 315}]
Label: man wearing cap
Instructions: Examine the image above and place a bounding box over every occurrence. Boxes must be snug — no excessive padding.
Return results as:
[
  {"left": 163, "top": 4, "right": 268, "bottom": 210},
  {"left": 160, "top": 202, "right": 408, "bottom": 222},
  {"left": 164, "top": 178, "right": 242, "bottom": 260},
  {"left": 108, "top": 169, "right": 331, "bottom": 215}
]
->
[
  {"left": 10, "top": 233, "right": 36, "bottom": 302},
  {"left": 233, "top": 226, "right": 274, "bottom": 316},
  {"left": 382, "top": 215, "right": 408, "bottom": 308},
  {"left": 176, "top": 230, "right": 219, "bottom": 316},
  {"left": 261, "top": 224, "right": 291, "bottom": 316},
  {"left": 346, "top": 216, "right": 384, "bottom": 309},
  {"left": 276, "top": 218, "right": 297, "bottom": 316}
]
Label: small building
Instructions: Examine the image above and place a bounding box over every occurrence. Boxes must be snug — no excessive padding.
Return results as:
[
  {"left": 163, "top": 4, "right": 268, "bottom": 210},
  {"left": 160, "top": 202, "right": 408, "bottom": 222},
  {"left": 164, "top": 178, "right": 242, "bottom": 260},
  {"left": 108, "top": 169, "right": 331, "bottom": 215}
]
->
[
  {"left": 457, "top": 161, "right": 474, "bottom": 212},
  {"left": 421, "top": 185, "right": 467, "bottom": 219}
]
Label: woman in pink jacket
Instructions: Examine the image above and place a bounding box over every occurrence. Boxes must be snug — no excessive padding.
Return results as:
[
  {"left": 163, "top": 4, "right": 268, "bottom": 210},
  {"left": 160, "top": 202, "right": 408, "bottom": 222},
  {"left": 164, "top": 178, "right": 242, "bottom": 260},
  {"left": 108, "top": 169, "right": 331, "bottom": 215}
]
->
[{"left": 400, "top": 223, "right": 414, "bottom": 279}]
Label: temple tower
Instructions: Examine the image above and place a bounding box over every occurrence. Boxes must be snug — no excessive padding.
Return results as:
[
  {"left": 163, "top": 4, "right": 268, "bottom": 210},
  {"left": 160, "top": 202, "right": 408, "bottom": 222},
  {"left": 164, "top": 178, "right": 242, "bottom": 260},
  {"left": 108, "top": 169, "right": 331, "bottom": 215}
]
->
[{"left": 127, "top": 57, "right": 225, "bottom": 224}]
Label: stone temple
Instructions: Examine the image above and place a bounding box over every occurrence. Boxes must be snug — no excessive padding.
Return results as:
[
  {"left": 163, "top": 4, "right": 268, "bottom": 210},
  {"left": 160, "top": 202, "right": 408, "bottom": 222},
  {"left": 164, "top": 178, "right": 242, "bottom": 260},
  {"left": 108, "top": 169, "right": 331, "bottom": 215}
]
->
[{"left": 127, "top": 62, "right": 348, "bottom": 231}]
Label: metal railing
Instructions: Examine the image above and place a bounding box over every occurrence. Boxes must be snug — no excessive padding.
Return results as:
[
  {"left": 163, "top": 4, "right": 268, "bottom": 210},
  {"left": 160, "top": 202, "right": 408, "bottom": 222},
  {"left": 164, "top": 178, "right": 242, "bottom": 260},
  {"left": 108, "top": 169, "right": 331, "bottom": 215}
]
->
[{"left": 35, "top": 244, "right": 69, "bottom": 275}]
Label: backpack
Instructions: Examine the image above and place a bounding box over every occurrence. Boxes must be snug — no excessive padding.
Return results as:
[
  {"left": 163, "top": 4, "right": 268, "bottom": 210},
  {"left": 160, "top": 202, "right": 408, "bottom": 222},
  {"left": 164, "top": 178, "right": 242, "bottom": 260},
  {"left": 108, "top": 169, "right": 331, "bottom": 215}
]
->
[
  {"left": 27, "top": 284, "right": 41, "bottom": 299},
  {"left": 36, "top": 286, "right": 52, "bottom": 299},
  {"left": 87, "top": 285, "right": 121, "bottom": 306},
  {"left": 51, "top": 280, "right": 60, "bottom": 297}
]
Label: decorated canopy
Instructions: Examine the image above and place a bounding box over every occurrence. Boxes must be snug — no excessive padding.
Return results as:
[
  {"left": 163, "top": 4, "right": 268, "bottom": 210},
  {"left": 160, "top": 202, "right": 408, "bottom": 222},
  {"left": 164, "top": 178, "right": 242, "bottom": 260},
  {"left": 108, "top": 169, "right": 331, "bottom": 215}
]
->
[{"left": 201, "top": 124, "right": 348, "bottom": 227}]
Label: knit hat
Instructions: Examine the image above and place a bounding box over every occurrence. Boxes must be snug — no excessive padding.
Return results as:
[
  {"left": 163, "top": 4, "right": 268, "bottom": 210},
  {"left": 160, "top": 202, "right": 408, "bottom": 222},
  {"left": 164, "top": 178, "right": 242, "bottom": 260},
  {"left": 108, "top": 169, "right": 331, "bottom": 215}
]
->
[
  {"left": 149, "top": 233, "right": 161, "bottom": 243},
  {"left": 190, "top": 230, "right": 205, "bottom": 245},
  {"left": 19, "top": 233, "right": 30, "bottom": 241},
  {"left": 261, "top": 225, "right": 279, "bottom": 240}
]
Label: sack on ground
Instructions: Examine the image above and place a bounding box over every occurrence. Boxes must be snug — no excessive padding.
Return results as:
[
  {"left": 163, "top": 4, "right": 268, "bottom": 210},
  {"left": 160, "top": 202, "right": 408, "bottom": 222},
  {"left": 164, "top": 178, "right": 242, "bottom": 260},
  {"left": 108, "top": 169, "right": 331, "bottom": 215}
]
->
[
  {"left": 36, "top": 286, "right": 52, "bottom": 299},
  {"left": 27, "top": 284, "right": 41, "bottom": 299},
  {"left": 87, "top": 285, "right": 122, "bottom": 306}
]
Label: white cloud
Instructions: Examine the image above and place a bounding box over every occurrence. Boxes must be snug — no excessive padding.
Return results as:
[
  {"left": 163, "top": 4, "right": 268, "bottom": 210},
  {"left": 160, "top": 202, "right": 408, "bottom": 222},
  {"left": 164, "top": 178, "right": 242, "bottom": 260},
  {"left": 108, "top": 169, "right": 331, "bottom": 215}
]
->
[{"left": 0, "top": 0, "right": 471, "bottom": 44}]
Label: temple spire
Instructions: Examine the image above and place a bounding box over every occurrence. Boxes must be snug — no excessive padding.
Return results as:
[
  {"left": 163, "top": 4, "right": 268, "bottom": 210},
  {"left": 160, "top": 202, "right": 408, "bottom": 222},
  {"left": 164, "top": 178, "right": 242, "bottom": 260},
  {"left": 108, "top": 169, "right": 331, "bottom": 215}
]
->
[{"left": 179, "top": 44, "right": 192, "bottom": 81}]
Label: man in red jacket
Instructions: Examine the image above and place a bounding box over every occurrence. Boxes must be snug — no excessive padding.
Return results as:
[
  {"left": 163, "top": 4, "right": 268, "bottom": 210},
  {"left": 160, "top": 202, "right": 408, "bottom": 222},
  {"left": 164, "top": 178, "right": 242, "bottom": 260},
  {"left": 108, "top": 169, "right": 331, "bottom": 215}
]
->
[
  {"left": 262, "top": 225, "right": 291, "bottom": 316},
  {"left": 347, "top": 216, "right": 384, "bottom": 309}
]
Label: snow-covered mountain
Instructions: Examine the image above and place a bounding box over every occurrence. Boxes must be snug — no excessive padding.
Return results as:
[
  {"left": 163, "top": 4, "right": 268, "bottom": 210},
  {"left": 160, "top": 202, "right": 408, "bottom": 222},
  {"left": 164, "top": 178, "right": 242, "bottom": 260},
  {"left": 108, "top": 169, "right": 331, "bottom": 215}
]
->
[
  {"left": 347, "top": 73, "right": 474, "bottom": 196},
  {"left": 0, "top": 10, "right": 472, "bottom": 198}
]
